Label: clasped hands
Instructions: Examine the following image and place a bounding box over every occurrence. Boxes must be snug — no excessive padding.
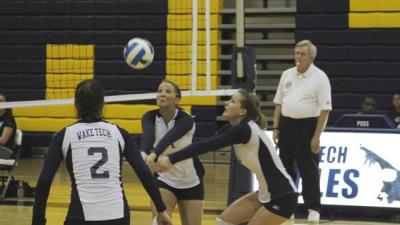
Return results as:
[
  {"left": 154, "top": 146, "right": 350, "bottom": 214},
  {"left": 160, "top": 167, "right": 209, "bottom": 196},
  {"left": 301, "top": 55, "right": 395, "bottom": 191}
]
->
[{"left": 141, "top": 151, "right": 173, "bottom": 173}]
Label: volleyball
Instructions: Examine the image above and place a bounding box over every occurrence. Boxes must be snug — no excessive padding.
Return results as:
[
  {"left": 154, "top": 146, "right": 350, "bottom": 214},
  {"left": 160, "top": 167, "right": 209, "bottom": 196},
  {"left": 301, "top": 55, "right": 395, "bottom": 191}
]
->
[{"left": 123, "top": 37, "right": 154, "bottom": 69}]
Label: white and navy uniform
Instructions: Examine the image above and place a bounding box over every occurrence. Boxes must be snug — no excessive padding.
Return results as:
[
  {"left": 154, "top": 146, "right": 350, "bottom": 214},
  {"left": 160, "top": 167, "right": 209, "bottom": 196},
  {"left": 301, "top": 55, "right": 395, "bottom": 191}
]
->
[
  {"left": 168, "top": 118, "right": 298, "bottom": 218},
  {"left": 141, "top": 109, "right": 204, "bottom": 200},
  {"left": 32, "top": 119, "right": 166, "bottom": 225},
  {"left": 273, "top": 63, "right": 332, "bottom": 212}
]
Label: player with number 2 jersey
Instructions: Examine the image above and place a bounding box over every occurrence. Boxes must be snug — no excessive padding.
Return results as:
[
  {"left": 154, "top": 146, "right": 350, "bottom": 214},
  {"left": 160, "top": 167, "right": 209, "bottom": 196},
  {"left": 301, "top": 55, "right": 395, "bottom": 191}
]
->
[{"left": 31, "top": 79, "right": 172, "bottom": 225}]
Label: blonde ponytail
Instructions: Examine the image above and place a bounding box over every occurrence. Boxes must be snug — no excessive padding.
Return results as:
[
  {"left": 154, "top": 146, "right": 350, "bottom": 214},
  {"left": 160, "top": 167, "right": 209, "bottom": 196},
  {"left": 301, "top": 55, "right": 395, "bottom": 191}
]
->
[
  {"left": 255, "top": 111, "right": 268, "bottom": 130},
  {"left": 238, "top": 89, "right": 268, "bottom": 129}
]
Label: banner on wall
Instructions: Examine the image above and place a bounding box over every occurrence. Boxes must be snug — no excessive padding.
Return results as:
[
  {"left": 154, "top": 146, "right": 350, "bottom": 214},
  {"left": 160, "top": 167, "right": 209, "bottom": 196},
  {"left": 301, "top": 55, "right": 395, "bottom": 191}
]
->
[{"left": 252, "top": 131, "right": 400, "bottom": 208}]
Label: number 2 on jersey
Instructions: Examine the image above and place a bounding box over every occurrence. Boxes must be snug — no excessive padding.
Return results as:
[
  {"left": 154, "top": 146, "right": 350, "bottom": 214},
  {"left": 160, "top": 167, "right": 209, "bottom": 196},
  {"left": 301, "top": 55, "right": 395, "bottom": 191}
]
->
[{"left": 88, "top": 147, "right": 110, "bottom": 179}]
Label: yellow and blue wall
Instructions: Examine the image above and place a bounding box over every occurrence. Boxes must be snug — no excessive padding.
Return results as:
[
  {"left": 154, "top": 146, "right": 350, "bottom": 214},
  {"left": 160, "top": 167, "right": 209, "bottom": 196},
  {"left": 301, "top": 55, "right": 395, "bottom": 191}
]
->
[
  {"left": 296, "top": 0, "right": 400, "bottom": 124},
  {"left": 0, "top": 0, "right": 223, "bottom": 148}
]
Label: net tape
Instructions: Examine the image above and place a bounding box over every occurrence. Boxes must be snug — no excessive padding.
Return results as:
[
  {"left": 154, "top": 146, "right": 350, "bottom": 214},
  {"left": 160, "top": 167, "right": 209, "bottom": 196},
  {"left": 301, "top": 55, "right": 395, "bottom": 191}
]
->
[{"left": 0, "top": 89, "right": 238, "bottom": 109}]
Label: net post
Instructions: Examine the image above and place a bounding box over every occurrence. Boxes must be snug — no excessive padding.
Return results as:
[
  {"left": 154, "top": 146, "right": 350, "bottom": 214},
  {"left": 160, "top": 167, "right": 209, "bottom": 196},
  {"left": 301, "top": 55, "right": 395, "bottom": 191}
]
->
[
  {"left": 205, "top": 0, "right": 211, "bottom": 90},
  {"left": 236, "top": 0, "right": 245, "bottom": 78},
  {"left": 191, "top": 0, "right": 198, "bottom": 93},
  {"left": 230, "top": 46, "right": 257, "bottom": 92}
]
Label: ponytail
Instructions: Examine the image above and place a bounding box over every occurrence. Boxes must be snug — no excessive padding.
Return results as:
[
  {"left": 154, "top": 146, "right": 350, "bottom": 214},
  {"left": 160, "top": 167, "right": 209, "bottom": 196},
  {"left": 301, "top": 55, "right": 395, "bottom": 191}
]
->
[
  {"left": 255, "top": 111, "right": 268, "bottom": 130},
  {"left": 238, "top": 89, "right": 268, "bottom": 129}
]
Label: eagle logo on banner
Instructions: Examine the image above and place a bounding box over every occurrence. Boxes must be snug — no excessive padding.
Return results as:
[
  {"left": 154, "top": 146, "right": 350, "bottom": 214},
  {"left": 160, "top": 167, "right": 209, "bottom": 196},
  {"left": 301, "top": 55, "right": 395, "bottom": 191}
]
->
[{"left": 361, "top": 146, "right": 400, "bottom": 204}]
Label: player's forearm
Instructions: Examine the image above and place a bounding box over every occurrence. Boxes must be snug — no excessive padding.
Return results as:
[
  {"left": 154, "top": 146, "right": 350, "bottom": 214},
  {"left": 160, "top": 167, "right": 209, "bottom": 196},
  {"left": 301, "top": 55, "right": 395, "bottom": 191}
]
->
[{"left": 154, "top": 116, "right": 193, "bottom": 155}]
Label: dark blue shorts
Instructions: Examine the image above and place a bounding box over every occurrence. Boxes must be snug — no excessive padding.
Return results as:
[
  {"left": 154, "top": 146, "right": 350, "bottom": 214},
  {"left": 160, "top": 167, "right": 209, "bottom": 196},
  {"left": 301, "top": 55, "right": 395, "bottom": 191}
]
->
[
  {"left": 261, "top": 193, "right": 298, "bottom": 219},
  {"left": 157, "top": 179, "right": 204, "bottom": 201}
]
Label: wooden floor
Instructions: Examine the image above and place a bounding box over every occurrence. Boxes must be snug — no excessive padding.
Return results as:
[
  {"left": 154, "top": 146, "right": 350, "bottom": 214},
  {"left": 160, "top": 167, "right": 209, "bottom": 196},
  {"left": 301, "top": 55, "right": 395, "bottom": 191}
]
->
[{"left": 0, "top": 158, "right": 398, "bottom": 225}]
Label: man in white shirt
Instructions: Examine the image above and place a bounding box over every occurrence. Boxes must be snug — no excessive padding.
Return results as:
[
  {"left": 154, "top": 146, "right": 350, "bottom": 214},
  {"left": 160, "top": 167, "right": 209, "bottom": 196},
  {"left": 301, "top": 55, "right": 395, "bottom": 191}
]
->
[{"left": 272, "top": 40, "right": 332, "bottom": 223}]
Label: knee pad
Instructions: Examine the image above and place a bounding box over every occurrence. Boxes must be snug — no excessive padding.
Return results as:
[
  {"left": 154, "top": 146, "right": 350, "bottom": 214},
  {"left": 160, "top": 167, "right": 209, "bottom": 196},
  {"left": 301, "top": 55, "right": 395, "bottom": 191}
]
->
[{"left": 216, "top": 217, "right": 234, "bottom": 225}]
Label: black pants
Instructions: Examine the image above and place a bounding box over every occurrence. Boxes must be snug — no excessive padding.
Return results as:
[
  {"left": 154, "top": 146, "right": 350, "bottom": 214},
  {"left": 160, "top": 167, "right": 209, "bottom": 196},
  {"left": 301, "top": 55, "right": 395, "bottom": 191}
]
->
[{"left": 278, "top": 116, "right": 320, "bottom": 212}]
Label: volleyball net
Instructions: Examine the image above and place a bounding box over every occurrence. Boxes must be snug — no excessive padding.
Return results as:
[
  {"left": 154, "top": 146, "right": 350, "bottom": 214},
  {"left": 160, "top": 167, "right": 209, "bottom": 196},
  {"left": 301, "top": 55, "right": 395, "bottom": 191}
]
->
[
  {"left": 0, "top": 0, "right": 238, "bottom": 134},
  {"left": 0, "top": 0, "right": 235, "bottom": 110}
]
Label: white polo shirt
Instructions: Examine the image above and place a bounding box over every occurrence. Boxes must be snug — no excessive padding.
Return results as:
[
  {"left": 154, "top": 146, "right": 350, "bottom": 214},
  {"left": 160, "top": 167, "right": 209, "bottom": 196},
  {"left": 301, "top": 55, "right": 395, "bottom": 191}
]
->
[{"left": 273, "top": 63, "right": 332, "bottom": 118}]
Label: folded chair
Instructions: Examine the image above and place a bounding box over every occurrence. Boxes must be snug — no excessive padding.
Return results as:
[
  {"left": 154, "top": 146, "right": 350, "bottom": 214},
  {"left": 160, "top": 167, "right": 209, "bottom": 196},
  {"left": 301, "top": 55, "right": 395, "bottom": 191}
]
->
[{"left": 0, "top": 129, "right": 23, "bottom": 199}]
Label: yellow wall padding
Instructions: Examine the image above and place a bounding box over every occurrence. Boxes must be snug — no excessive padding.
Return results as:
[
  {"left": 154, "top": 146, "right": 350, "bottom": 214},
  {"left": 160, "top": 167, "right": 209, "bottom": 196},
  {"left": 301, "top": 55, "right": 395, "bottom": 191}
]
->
[
  {"left": 47, "top": 44, "right": 94, "bottom": 59},
  {"left": 166, "top": 60, "right": 219, "bottom": 75},
  {"left": 167, "top": 30, "right": 220, "bottom": 45},
  {"left": 47, "top": 118, "right": 77, "bottom": 132},
  {"left": 46, "top": 88, "right": 75, "bottom": 99},
  {"left": 13, "top": 105, "right": 76, "bottom": 118},
  {"left": 15, "top": 105, "right": 192, "bottom": 133},
  {"left": 108, "top": 119, "right": 141, "bottom": 134},
  {"left": 167, "top": 45, "right": 219, "bottom": 60},
  {"left": 168, "top": 0, "right": 223, "bottom": 14},
  {"left": 46, "top": 44, "right": 94, "bottom": 101},
  {"left": 168, "top": 14, "right": 220, "bottom": 29},
  {"left": 166, "top": 2, "right": 221, "bottom": 107},
  {"left": 105, "top": 104, "right": 191, "bottom": 120},
  {"left": 16, "top": 117, "right": 139, "bottom": 133},
  {"left": 104, "top": 104, "right": 158, "bottom": 119},
  {"left": 181, "top": 96, "right": 218, "bottom": 106},
  {"left": 16, "top": 117, "right": 77, "bottom": 132},
  {"left": 46, "top": 74, "right": 93, "bottom": 88},
  {"left": 350, "top": 0, "right": 400, "bottom": 12},
  {"left": 349, "top": 12, "right": 400, "bottom": 28},
  {"left": 13, "top": 104, "right": 191, "bottom": 119},
  {"left": 46, "top": 59, "right": 94, "bottom": 74},
  {"left": 166, "top": 75, "right": 218, "bottom": 90}
]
